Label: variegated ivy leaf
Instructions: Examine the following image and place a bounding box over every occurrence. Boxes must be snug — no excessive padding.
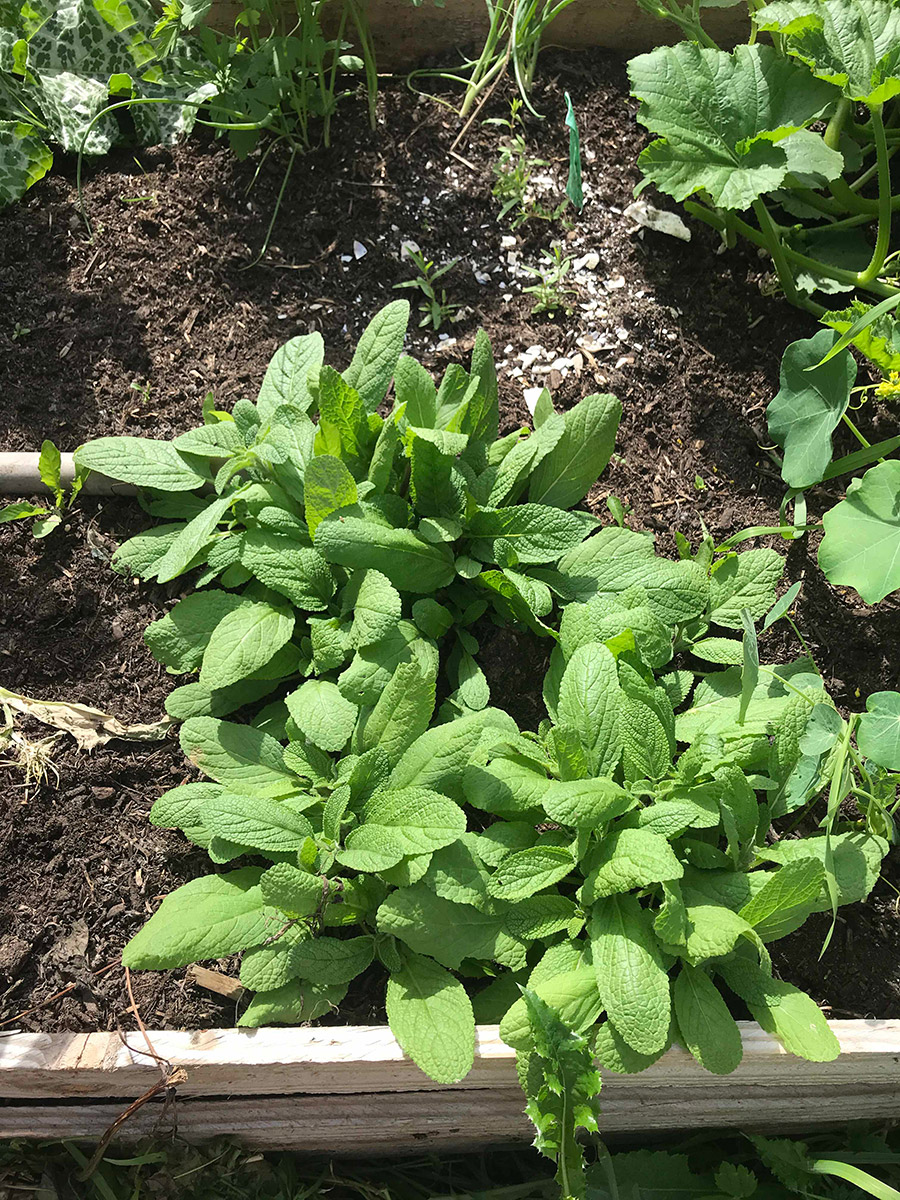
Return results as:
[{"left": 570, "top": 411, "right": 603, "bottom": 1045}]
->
[
  {"left": 0, "top": 121, "right": 53, "bottom": 206},
  {"left": 12, "top": 0, "right": 205, "bottom": 157}
]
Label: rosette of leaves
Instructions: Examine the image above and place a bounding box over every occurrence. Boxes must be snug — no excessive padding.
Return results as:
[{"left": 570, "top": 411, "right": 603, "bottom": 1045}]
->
[
  {"left": 74, "top": 300, "right": 622, "bottom": 720},
  {"left": 120, "top": 516, "right": 888, "bottom": 1085},
  {"left": 0, "top": 0, "right": 208, "bottom": 206}
]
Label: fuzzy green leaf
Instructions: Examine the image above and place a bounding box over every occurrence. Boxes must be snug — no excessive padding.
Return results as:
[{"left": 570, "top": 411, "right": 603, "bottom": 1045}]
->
[
  {"left": 673, "top": 964, "right": 744, "bottom": 1075},
  {"left": 200, "top": 600, "right": 295, "bottom": 690},
  {"left": 386, "top": 951, "right": 475, "bottom": 1084},
  {"left": 343, "top": 300, "right": 410, "bottom": 412},
  {"left": 122, "top": 868, "right": 272, "bottom": 969},
  {"left": 528, "top": 393, "right": 621, "bottom": 509},
  {"left": 589, "top": 894, "right": 671, "bottom": 1055},
  {"left": 286, "top": 679, "right": 358, "bottom": 753},
  {"left": 74, "top": 436, "right": 206, "bottom": 491}
]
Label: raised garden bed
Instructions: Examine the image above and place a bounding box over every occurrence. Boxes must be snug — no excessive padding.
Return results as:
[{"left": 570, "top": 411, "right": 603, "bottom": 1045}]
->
[{"left": 2, "top": 41, "right": 900, "bottom": 1159}]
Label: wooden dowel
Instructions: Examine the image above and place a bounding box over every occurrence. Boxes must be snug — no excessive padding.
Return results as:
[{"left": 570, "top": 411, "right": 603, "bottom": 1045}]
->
[{"left": 0, "top": 453, "right": 137, "bottom": 496}]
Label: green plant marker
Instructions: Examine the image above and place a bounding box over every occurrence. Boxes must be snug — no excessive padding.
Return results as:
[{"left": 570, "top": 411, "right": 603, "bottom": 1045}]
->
[{"left": 565, "top": 93, "right": 583, "bottom": 212}]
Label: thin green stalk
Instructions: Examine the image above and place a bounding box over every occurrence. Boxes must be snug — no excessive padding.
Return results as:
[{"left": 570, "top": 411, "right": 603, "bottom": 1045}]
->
[
  {"left": 686, "top": 200, "right": 899, "bottom": 299},
  {"left": 811, "top": 1159, "right": 900, "bottom": 1200},
  {"left": 841, "top": 413, "right": 871, "bottom": 449},
  {"left": 851, "top": 141, "right": 899, "bottom": 192},
  {"left": 716, "top": 522, "right": 822, "bottom": 549},
  {"left": 857, "top": 104, "right": 892, "bottom": 285},
  {"left": 346, "top": 0, "right": 378, "bottom": 129},
  {"left": 459, "top": 0, "right": 511, "bottom": 117},
  {"left": 785, "top": 615, "right": 821, "bottom": 679},
  {"left": 239, "top": 144, "right": 298, "bottom": 269},
  {"left": 789, "top": 187, "right": 846, "bottom": 218},
  {"left": 752, "top": 195, "right": 801, "bottom": 306},
  {"left": 325, "top": 4, "right": 350, "bottom": 145},
  {"left": 821, "top": 715, "right": 855, "bottom": 956}
]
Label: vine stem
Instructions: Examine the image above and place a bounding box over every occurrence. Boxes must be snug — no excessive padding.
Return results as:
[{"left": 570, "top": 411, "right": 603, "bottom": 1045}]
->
[
  {"left": 752, "top": 196, "right": 800, "bottom": 306},
  {"left": 857, "top": 104, "right": 892, "bottom": 285},
  {"left": 686, "top": 201, "right": 899, "bottom": 301},
  {"left": 841, "top": 413, "right": 871, "bottom": 450}
]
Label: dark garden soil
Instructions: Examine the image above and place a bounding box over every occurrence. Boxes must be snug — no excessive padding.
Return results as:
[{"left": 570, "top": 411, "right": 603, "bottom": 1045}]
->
[{"left": 0, "top": 48, "right": 898, "bottom": 1035}]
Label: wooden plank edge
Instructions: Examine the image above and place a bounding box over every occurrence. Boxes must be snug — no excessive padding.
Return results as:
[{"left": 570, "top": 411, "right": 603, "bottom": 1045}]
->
[
  {"left": 3, "top": 1083, "right": 900, "bottom": 1151},
  {"left": 1, "top": 1021, "right": 899, "bottom": 1101}
]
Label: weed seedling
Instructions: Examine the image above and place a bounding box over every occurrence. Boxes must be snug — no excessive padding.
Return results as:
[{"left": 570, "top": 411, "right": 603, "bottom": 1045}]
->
[
  {"left": 490, "top": 101, "right": 569, "bottom": 230},
  {"left": 130, "top": 379, "right": 152, "bottom": 404},
  {"left": 394, "top": 248, "right": 461, "bottom": 330},
  {"left": 11, "top": 322, "right": 30, "bottom": 341},
  {"left": 0, "top": 440, "right": 85, "bottom": 539},
  {"left": 522, "top": 245, "right": 577, "bottom": 315}
]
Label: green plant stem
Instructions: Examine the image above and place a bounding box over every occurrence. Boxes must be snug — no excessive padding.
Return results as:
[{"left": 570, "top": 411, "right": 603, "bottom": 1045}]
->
[
  {"left": 685, "top": 201, "right": 899, "bottom": 300},
  {"left": 851, "top": 141, "right": 900, "bottom": 193},
  {"left": 841, "top": 413, "right": 871, "bottom": 449},
  {"left": 239, "top": 145, "right": 298, "bottom": 269},
  {"left": 857, "top": 105, "right": 892, "bottom": 285},
  {"left": 459, "top": 0, "right": 510, "bottom": 118},
  {"left": 752, "top": 196, "right": 800, "bottom": 306},
  {"left": 345, "top": 0, "right": 378, "bottom": 130},
  {"left": 716, "top": 523, "right": 822, "bottom": 549},
  {"left": 823, "top": 96, "right": 851, "bottom": 152}
]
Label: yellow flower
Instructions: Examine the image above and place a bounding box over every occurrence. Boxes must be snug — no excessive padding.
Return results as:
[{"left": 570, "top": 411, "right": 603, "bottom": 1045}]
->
[{"left": 875, "top": 371, "right": 900, "bottom": 400}]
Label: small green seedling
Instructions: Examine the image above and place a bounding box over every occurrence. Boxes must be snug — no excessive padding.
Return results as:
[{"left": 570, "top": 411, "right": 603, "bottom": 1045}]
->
[
  {"left": 394, "top": 248, "right": 461, "bottom": 330},
  {"left": 522, "top": 245, "right": 577, "bottom": 315},
  {"left": 11, "top": 322, "right": 30, "bottom": 341},
  {"left": 490, "top": 101, "right": 570, "bottom": 230},
  {"left": 0, "top": 440, "right": 86, "bottom": 538},
  {"left": 130, "top": 379, "right": 152, "bottom": 404}
]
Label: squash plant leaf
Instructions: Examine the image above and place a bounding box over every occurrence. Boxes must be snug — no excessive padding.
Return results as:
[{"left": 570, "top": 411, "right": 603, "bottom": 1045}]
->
[
  {"left": 857, "top": 691, "right": 900, "bottom": 771},
  {"left": 628, "top": 43, "right": 838, "bottom": 209},
  {"left": 820, "top": 300, "right": 900, "bottom": 374},
  {"left": 767, "top": 331, "right": 857, "bottom": 488},
  {"left": 818, "top": 460, "right": 900, "bottom": 602},
  {"left": 755, "top": 0, "right": 900, "bottom": 104}
]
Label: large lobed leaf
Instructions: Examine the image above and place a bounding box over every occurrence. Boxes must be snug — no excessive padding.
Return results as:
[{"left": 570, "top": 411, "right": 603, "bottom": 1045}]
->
[{"left": 628, "top": 42, "right": 838, "bottom": 209}]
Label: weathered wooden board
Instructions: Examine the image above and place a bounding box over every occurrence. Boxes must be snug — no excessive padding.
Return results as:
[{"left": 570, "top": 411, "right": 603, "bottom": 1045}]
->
[
  {"left": 3, "top": 1077, "right": 900, "bottom": 1151},
  {"left": 207, "top": 0, "right": 749, "bottom": 63},
  {"left": 2, "top": 1022, "right": 899, "bottom": 1101}
]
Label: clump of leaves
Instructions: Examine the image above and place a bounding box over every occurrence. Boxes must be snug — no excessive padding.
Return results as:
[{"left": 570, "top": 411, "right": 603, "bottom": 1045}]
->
[
  {"left": 0, "top": 440, "right": 84, "bottom": 537},
  {"left": 74, "top": 300, "right": 621, "bottom": 729},
  {"left": 765, "top": 325, "right": 900, "bottom": 605},
  {"left": 73, "top": 302, "right": 891, "bottom": 1166},
  {"left": 394, "top": 249, "right": 462, "bottom": 331},
  {"left": 627, "top": 0, "right": 899, "bottom": 376},
  {"left": 0, "top": 0, "right": 205, "bottom": 208},
  {"left": 107, "top": 482, "right": 885, "bottom": 1084}
]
